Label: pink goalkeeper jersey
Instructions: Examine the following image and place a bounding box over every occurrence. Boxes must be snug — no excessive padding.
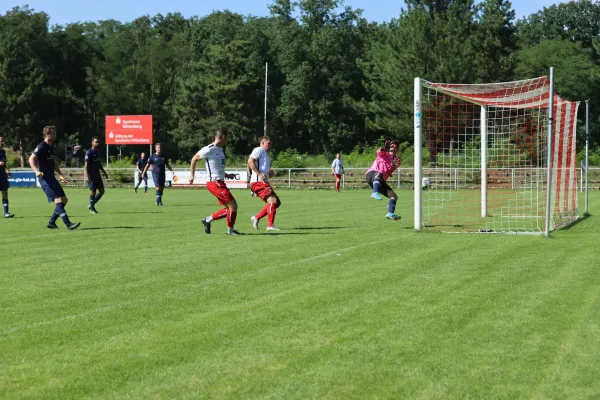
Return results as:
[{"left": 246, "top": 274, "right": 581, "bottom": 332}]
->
[{"left": 367, "top": 149, "right": 399, "bottom": 181}]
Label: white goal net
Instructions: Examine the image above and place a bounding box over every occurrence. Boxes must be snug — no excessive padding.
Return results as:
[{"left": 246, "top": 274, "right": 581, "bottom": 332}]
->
[{"left": 414, "top": 76, "right": 579, "bottom": 234}]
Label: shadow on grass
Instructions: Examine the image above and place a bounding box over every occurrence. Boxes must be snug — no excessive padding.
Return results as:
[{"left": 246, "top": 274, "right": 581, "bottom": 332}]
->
[
  {"left": 290, "top": 226, "right": 347, "bottom": 230},
  {"left": 251, "top": 232, "right": 333, "bottom": 236},
  {"left": 559, "top": 213, "right": 592, "bottom": 231},
  {"left": 79, "top": 226, "right": 141, "bottom": 230},
  {"left": 110, "top": 211, "right": 162, "bottom": 214}
]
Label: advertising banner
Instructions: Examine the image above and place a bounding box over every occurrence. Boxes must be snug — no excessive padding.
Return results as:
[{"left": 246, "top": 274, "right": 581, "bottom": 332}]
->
[
  {"left": 134, "top": 170, "right": 248, "bottom": 189},
  {"left": 105, "top": 115, "right": 153, "bottom": 145},
  {"left": 8, "top": 172, "right": 37, "bottom": 187}
]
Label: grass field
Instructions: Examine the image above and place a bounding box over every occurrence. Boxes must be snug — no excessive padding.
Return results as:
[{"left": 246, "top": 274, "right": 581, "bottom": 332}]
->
[{"left": 1, "top": 187, "right": 599, "bottom": 399}]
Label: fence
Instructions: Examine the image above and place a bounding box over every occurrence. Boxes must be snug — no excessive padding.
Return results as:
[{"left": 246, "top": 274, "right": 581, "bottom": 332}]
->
[{"left": 9, "top": 167, "right": 600, "bottom": 190}]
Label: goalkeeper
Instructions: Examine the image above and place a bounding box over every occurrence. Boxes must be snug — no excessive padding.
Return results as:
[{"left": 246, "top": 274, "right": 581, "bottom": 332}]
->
[{"left": 366, "top": 139, "right": 401, "bottom": 220}]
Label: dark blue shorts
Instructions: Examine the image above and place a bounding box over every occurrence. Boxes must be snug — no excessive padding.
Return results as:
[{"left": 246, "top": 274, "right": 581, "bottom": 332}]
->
[
  {"left": 152, "top": 173, "right": 165, "bottom": 188},
  {"left": 366, "top": 170, "right": 392, "bottom": 196},
  {"left": 0, "top": 175, "right": 8, "bottom": 191},
  {"left": 39, "top": 177, "right": 66, "bottom": 203},
  {"left": 88, "top": 176, "right": 104, "bottom": 191}
]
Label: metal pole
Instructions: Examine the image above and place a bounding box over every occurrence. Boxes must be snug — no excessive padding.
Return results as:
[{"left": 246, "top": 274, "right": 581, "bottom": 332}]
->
[
  {"left": 585, "top": 100, "right": 589, "bottom": 215},
  {"left": 544, "top": 67, "right": 555, "bottom": 237},
  {"left": 481, "top": 105, "right": 488, "bottom": 217},
  {"left": 106, "top": 145, "right": 109, "bottom": 168},
  {"left": 414, "top": 78, "right": 423, "bottom": 230},
  {"left": 264, "top": 62, "right": 268, "bottom": 137}
]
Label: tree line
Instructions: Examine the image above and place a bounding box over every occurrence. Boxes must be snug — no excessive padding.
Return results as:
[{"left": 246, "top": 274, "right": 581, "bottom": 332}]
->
[{"left": 1, "top": 0, "right": 600, "bottom": 167}]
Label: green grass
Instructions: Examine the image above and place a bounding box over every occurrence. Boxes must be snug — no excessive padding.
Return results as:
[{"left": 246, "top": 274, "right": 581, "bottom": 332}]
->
[{"left": 1, "top": 188, "right": 599, "bottom": 399}]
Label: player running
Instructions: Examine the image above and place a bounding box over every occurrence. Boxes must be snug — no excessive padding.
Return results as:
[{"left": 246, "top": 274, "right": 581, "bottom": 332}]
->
[
  {"left": 84, "top": 136, "right": 108, "bottom": 214},
  {"left": 248, "top": 136, "right": 281, "bottom": 231},
  {"left": 189, "top": 128, "right": 242, "bottom": 235}
]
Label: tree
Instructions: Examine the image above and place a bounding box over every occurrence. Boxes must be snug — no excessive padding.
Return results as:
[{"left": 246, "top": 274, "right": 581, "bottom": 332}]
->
[{"left": 0, "top": 7, "right": 51, "bottom": 166}]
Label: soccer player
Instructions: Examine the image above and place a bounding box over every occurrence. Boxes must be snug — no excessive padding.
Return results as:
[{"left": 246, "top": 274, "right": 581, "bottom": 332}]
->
[
  {"left": 28, "top": 126, "right": 80, "bottom": 230},
  {"left": 84, "top": 136, "right": 108, "bottom": 214},
  {"left": 331, "top": 153, "right": 344, "bottom": 192},
  {"left": 134, "top": 152, "right": 148, "bottom": 194},
  {"left": 189, "top": 128, "right": 242, "bottom": 235},
  {"left": 0, "top": 136, "right": 14, "bottom": 218},
  {"left": 366, "top": 139, "right": 401, "bottom": 220},
  {"left": 248, "top": 136, "right": 281, "bottom": 231},
  {"left": 141, "top": 143, "right": 174, "bottom": 206}
]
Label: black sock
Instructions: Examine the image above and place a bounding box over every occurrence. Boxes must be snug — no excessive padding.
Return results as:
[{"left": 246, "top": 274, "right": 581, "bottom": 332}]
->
[{"left": 2, "top": 199, "right": 8, "bottom": 214}]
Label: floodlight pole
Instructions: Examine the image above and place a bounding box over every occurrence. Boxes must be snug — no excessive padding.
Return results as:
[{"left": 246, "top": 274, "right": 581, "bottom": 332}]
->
[
  {"left": 585, "top": 100, "right": 589, "bottom": 216},
  {"left": 544, "top": 67, "right": 555, "bottom": 237},
  {"left": 264, "top": 62, "right": 268, "bottom": 137},
  {"left": 414, "top": 78, "right": 423, "bottom": 230}
]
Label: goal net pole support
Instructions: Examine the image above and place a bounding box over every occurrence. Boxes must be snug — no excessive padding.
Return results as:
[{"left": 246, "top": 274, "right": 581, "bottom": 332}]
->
[
  {"left": 480, "top": 105, "right": 488, "bottom": 218},
  {"left": 585, "top": 100, "right": 590, "bottom": 216},
  {"left": 544, "top": 67, "right": 555, "bottom": 237},
  {"left": 414, "top": 77, "right": 423, "bottom": 231}
]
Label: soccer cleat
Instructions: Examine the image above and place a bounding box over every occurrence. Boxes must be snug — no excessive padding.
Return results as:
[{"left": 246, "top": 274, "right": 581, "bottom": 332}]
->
[
  {"left": 89, "top": 208, "right": 98, "bottom": 214},
  {"left": 266, "top": 226, "right": 280, "bottom": 231},
  {"left": 67, "top": 222, "right": 81, "bottom": 230},
  {"left": 202, "top": 218, "right": 211, "bottom": 234},
  {"left": 47, "top": 223, "right": 59, "bottom": 229},
  {"left": 370, "top": 192, "right": 383, "bottom": 200},
  {"left": 250, "top": 216, "right": 259, "bottom": 230},
  {"left": 385, "top": 212, "right": 401, "bottom": 220},
  {"left": 4, "top": 213, "right": 14, "bottom": 218},
  {"left": 227, "top": 229, "right": 243, "bottom": 235},
  {"left": 134, "top": 187, "right": 137, "bottom": 194}
]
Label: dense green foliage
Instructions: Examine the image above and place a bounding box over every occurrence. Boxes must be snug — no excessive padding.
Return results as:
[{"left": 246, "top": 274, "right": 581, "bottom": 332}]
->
[{"left": 1, "top": 0, "right": 600, "bottom": 166}]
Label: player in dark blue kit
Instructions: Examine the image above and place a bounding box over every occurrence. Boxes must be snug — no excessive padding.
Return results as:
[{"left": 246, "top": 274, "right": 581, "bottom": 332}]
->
[
  {"left": 28, "top": 126, "right": 80, "bottom": 230},
  {"left": 84, "top": 136, "right": 108, "bottom": 214},
  {"left": 141, "top": 143, "right": 174, "bottom": 206},
  {"left": 134, "top": 152, "right": 148, "bottom": 194},
  {"left": 0, "top": 136, "right": 14, "bottom": 218}
]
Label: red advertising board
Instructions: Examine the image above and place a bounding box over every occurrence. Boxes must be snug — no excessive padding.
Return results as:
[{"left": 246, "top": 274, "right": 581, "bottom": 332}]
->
[{"left": 105, "top": 115, "right": 153, "bottom": 145}]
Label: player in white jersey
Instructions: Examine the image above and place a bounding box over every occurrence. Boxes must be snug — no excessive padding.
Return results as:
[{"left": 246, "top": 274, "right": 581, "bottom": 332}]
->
[
  {"left": 331, "top": 153, "right": 344, "bottom": 192},
  {"left": 189, "top": 128, "right": 242, "bottom": 235},
  {"left": 248, "top": 136, "right": 281, "bottom": 231}
]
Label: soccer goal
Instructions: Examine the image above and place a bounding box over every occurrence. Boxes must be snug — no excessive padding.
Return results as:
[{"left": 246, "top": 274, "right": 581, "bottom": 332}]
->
[{"left": 414, "top": 71, "right": 579, "bottom": 235}]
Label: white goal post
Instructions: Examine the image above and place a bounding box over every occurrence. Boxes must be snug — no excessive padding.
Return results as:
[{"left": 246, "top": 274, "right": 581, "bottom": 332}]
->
[{"left": 414, "top": 69, "right": 580, "bottom": 235}]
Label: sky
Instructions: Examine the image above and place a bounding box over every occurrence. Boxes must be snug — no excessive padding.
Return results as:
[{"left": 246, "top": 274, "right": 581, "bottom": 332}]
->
[{"left": 1, "top": 0, "right": 568, "bottom": 25}]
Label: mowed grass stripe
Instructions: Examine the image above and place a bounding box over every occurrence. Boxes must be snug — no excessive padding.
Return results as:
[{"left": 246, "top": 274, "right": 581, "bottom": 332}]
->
[{"left": 0, "top": 188, "right": 599, "bottom": 399}]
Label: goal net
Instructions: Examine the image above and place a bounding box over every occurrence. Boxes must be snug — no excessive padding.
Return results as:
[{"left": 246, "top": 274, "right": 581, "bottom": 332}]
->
[{"left": 414, "top": 76, "right": 579, "bottom": 234}]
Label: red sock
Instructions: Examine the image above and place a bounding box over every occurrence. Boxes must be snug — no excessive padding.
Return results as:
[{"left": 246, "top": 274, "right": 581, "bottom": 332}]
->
[
  {"left": 212, "top": 209, "right": 227, "bottom": 220},
  {"left": 227, "top": 209, "right": 237, "bottom": 228},
  {"left": 267, "top": 203, "right": 276, "bottom": 227},
  {"left": 335, "top": 179, "right": 341, "bottom": 191},
  {"left": 256, "top": 204, "right": 269, "bottom": 220}
]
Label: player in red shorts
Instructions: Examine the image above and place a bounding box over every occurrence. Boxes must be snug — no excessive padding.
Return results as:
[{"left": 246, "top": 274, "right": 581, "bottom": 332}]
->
[
  {"left": 248, "top": 136, "right": 281, "bottom": 231},
  {"left": 189, "top": 128, "right": 242, "bottom": 235},
  {"left": 331, "top": 153, "right": 344, "bottom": 192}
]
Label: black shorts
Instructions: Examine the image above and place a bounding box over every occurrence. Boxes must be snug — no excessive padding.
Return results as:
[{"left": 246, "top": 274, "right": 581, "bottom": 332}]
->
[
  {"left": 88, "top": 176, "right": 104, "bottom": 191},
  {"left": 39, "top": 177, "right": 66, "bottom": 202},
  {"left": 0, "top": 175, "right": 8, "bottom": 191},
  {"left": 366, "top": 170, "right": 392, "bottom": 195},
  {"left": 152, "top": 173, "right": 165, "bottom": 188}
]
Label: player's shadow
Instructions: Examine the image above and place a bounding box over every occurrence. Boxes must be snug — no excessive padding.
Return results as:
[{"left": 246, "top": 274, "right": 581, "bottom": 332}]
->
[
  {"left": 290, "top": 226, "right": 347, "bottom": 230},
  {"left": 79, "top": 226, "right": 140, "bottom": 230},
  {"left": 251, "top": 232, "right": 333, "bottom": 236},
  {"left": 110, "top": 211, "right": 162, "bottom": 214}
]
